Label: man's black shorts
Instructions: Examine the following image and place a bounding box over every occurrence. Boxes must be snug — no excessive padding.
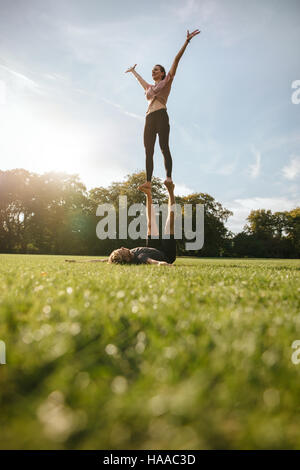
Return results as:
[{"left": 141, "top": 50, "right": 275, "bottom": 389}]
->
[{"left": 146, "top": 235, "right": 177, "bottom": 264}]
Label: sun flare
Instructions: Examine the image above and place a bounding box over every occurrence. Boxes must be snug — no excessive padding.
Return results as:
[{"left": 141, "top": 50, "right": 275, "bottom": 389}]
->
[{"left": 0, "top": 99, "right": 92, "bottom": 175}]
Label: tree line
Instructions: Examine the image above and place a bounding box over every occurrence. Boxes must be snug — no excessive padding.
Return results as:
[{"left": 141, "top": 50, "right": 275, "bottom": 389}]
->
[{"left": 0, "top": 169, "right": 299, "bottom": 258}]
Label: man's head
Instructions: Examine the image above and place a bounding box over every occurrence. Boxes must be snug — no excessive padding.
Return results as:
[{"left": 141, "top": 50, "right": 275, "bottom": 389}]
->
[
  {"left": 108, "top": 247, "right": 133, "bottom": 264},
  {"left": 152, "top": 64, "right": 166, "bottom": 82}
]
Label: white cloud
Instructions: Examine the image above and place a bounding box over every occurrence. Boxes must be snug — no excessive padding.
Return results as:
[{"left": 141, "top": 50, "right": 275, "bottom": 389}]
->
[
  {"left": 82, "top": 163, "right": 131, "bottom": 191},
  {"left": 0, "top": 63, "right": 43, "bottom": 95},
  {"left": 99, "top": 97, "right": 144, "bottom": 121},
  {"left": 175, "top": 183, "right": 195, "bottom": 196},
  {"left": 249, "top": 146, "right": 261, "bottom": 178},
  {"left": 224, "top": 196, "right": 300, "bottom": 234},
  {"left": 166, "top": 0, "right": 272, "bottom": 47},
  {"left": 169, "top": 0, "right": 210, "bottom": 23},
  {"left": 282, "top": 155, "right": 300, "bottom": 180},
  {"left": 216, "top": 157, "right": 239, "bottom": 176},
  {"left": 257, "top": 132, "right": 300, "bottom": 152},
  {"left": 54, "top": 16, "right": 164, "bottom": 68},
  {"left": 0, "top": 79, "right": 6, "bottom": 104},
  {"left": 43, "top": 72, "right": 68, "bottom": 82}
]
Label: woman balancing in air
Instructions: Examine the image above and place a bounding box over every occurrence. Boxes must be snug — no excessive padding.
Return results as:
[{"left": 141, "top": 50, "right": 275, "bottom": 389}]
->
[{"left": 125, "top": 29, "right": 200, "bottom": 192}]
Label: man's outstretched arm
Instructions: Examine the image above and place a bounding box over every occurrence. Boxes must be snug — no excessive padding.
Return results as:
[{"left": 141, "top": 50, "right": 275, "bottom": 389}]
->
[
  {"left": 146, "top": 258, "right": 173, "bottom": 267},
  {"left": 65, "top": 259, "right": 108, "bottom": 263}
]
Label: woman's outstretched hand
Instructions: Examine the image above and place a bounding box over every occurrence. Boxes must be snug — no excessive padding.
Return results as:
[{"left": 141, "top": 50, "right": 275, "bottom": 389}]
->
[
  {"left": 125, "top": 64, "right": 137, "bottom": 73},
  {"left": 186, "top": 29, "right": 201, "bottom": 42}
]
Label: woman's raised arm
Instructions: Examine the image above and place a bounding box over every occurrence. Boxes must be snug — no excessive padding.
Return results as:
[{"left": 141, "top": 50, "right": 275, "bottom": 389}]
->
[
  {"left": 125, "top": 64, "right": 150, "bottom": 91},
  {"left": 169, "top": 29, "right": 201, "bottom": 77}
]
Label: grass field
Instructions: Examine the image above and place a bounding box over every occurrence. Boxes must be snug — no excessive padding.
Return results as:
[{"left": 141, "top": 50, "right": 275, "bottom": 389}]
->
[{"left": 0, "top": 254, "right": 300, "bottom": 449}]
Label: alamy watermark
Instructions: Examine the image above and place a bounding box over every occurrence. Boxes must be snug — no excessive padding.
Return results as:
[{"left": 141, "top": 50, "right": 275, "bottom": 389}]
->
[
  {"left": 291, "top": 340, "right": 300, "bottom": 365},
  {"left": 95, "top": 196, "right": 204, "bottom": 250},
  {"left": 0, "top": 340, "right": 6, "bottom": 365},
  {"left": 291, "top": 80, "right": 300, "bottom": 104}
]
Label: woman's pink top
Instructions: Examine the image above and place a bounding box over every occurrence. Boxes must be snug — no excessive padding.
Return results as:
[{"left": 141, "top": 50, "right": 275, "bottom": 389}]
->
[{"left": 144, "top": 71, "right": 174, "bottom": 116}]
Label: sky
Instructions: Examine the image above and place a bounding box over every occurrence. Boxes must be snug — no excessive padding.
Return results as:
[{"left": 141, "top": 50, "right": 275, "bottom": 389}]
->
[{"left": 0, "top": 0, "right": 299, "bottom": 233}]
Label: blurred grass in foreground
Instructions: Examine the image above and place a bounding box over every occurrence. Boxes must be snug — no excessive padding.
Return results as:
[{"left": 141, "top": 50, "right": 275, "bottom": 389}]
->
[{"left": 0, "top": 254, "right": 300, "bottom": 449}]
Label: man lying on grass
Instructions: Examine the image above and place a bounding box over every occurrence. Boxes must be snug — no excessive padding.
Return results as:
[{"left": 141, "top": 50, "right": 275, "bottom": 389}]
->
[{"left": 65, "top": 182, "right": 176, "bottom": 267}]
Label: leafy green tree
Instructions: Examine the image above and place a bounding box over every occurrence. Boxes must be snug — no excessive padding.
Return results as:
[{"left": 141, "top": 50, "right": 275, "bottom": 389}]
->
[
  {"left": 244, "top": 209, "right": 275, "bottom": 239},
  {"left": 232, "top": 207, "right": 299, "bottom": 258},
  {"left": 176, "top": 193, "right": 233, "bottom": 257},
  {"left": 285, "top": 208, "right": 300, "bottom": 256},
  {"left": 0, "top": 169, "right": 37, "bottom": 252}
]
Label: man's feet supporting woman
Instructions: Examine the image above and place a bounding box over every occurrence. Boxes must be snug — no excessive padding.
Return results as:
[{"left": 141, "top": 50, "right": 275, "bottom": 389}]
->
[
  {"left": 140, "top": 184, "right": 159, "bottom": 237},
  {"left": 164, "top": 179, "right": 175, "bottom": 192},
  {"left": 138, "top": 179, "right": 175, "bottom": 194},
  {"left": 138, "top": 181, "right": 151, "bottom": 193}
]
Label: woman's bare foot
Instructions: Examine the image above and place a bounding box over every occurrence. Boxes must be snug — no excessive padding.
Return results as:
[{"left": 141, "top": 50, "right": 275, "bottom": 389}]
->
[
  {"left": 138, "top": 181, "right": 151, "bottom": 193},
  {"left": 164, "top": 179, "right": 175, "bottom": 192}
]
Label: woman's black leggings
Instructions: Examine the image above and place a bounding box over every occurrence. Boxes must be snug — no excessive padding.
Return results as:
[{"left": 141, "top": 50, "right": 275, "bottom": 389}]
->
[{"left": 143, "top": 108, "right": 173, "bottom": 182}]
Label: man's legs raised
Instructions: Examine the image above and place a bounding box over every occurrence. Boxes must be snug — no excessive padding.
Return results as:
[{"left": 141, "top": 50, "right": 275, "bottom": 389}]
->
[
  {"left": 142, "top": 187, "right": 159, "bottom": 237},
  {"left": 164, "top": 181, "right": 175, "bottom": 236}
]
